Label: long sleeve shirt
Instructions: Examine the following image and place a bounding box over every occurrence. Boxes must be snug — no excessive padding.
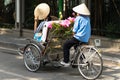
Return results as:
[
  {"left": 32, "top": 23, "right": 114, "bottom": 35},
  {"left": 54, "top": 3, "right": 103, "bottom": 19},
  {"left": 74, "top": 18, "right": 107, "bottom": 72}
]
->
[{"left": 73, "top": 15, "right": 91, "bottom": 42}]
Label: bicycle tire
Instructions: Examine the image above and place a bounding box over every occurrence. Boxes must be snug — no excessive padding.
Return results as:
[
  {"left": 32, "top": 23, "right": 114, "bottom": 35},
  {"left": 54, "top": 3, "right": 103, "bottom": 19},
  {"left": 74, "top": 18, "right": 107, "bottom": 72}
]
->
[
  {"left": 23, "top": 43, "right": 42, "bottom": 72},
  {"left": 77, "top": 46, "right": 103, "bottom": 80}
]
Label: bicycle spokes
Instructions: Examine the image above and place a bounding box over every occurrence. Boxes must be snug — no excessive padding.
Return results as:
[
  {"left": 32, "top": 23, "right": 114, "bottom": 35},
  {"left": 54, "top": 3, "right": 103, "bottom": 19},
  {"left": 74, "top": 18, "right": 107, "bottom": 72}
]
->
[
  {"left": 77, "top": 47, "right": 103, "bottom": 80},
  {"left": 23, "top": 43, "right": 41, "bottom": 72}
]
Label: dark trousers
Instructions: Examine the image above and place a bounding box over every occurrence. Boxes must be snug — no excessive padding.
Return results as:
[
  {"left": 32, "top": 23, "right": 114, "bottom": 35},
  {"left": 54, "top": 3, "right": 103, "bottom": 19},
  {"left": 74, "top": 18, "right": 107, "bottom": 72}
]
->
[{"left": 63, "top": 37, "right": 80, "bottom": 63}]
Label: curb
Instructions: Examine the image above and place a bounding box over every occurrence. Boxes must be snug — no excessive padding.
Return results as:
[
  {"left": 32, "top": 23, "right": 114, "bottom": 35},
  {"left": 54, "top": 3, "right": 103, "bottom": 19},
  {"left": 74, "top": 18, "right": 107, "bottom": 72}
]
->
[
  {"left": 90, "top": 36, "right": 120, "bottom": 48},
  {"left": 0, "top": 41, "right": 25, "bottom": 50},
  {"left": 0, "top": 28, "right": 33, "bottom": 38},
  {"left": 0, "top": 28, "right": 32, "bottom": 50}
]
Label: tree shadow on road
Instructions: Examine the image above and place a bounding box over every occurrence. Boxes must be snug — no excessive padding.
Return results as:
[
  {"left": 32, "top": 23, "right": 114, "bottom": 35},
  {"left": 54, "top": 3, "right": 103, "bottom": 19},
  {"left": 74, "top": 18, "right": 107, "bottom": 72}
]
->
[{"left": 99, "top": 66, "right": 120, "bottom": 80}]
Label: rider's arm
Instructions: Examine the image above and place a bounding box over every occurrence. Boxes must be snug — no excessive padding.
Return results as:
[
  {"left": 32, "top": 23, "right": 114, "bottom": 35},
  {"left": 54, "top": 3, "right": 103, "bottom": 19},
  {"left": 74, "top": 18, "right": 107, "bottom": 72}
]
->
[{"left": 34, "top": 18, "right": 39, "bottom": 32}]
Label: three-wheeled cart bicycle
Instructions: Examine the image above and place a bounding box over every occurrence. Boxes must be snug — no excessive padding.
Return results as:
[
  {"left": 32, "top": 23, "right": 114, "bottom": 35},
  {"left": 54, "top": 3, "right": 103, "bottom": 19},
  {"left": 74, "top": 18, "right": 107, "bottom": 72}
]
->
[{"left": 22, "top": 21, "right": 103, "bottom": 80}]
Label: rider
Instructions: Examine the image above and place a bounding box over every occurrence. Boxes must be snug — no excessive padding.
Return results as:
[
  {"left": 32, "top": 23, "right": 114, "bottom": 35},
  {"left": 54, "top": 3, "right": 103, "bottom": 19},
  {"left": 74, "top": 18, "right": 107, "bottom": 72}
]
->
[{"left": 60, "top": 3, "right": 91, "bottom": 67}]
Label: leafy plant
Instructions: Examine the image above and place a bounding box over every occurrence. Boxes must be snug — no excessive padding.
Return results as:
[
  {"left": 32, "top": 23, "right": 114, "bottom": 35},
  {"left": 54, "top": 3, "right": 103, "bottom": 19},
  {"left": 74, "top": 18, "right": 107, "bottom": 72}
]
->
[{"left": 48, "top": 17, "right": 75, "bottom": 38}]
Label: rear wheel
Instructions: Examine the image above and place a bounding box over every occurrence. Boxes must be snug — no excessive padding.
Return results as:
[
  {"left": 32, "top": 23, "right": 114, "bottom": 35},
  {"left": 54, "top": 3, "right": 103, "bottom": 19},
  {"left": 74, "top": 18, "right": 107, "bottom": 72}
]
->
[
  {"left": 77, "top": 46, "right": 103, "bottom": 80},
  {"left": 23, "top": 43, "right": 42, "bottom": 72}
]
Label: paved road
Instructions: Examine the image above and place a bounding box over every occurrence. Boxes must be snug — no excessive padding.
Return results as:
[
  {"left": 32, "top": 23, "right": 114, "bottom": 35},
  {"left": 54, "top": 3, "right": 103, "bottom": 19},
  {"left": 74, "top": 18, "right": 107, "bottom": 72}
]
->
[{"left": 0, "top": 48, "right": 120, "bottom": 80}]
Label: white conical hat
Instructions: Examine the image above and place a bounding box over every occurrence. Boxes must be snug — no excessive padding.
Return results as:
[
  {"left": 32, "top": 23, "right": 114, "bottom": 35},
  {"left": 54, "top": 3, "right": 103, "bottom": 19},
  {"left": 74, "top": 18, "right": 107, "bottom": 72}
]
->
[
  {"left": 34, "top": 3, "right": 50, "bottom": 20},
  {"left": 72, "top": 3, "right": 90, "bottom": 15}
]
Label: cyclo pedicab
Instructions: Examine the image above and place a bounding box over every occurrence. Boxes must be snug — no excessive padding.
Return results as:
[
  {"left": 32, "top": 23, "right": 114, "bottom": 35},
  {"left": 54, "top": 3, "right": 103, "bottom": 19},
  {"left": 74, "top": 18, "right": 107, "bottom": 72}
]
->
[{"left": 22, "top": 20, "right": 103, "bottom": 80}]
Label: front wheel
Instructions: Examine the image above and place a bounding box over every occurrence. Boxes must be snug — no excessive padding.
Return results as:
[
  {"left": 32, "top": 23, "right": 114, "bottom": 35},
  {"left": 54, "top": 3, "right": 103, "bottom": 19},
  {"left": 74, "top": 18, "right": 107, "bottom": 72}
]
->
[
  {"left": 23, "top": 43, "right": 42, "bottom": 72},
  {"left": 77, "top": 46, "right": 103, "bottom": 80}
]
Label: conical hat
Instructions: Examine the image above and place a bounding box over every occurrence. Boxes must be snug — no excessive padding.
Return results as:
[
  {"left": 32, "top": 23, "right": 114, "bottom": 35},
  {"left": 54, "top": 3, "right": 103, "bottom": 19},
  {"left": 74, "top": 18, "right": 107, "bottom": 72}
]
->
[
  {"left": 72, "top": 3, "right": 90, "bottom": 15},
  {"left": 34, "top": 3, "right": 50, "bottom": 20}
]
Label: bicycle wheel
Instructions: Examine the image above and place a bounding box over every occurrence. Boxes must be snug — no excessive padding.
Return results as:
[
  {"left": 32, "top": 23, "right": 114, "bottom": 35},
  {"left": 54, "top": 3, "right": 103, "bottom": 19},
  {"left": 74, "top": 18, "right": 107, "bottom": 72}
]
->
[
  {"left": 77, "top": 46, "right": 103, "bottom": 80},
  {"left": 23, "top": 43, "right": 42, "bottom": 72}
]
